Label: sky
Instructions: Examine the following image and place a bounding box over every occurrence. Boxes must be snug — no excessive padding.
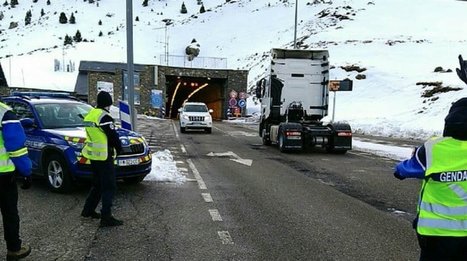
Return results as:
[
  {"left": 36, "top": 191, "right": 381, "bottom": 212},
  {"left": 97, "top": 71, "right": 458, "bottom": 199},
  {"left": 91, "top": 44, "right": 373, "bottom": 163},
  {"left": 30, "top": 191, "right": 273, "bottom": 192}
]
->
[{"left": 1, "top": 0, "right": 466, "bottom": 182}]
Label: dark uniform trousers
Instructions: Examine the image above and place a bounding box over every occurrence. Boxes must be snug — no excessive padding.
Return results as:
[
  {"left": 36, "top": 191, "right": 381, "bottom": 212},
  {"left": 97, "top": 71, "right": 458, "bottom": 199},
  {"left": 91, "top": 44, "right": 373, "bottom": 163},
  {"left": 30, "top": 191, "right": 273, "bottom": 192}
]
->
[
  {"left": 83, "top": 159, "right": 116, "bottom": 217},
  {"left": 418, "top": 233, "right": 467, "bottom": 260},
  {"left": 0, "top": 172, "right": 21, "bottom": 252}
]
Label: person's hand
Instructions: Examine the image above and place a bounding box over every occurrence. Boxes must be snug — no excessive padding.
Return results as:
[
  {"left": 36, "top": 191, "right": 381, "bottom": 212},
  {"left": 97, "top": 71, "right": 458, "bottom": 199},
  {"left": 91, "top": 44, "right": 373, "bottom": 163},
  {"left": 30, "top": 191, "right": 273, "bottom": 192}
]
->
[
  {"left": 393, "top": 171, "right": 406, "bottom": 180},
  {"left": 20, "top": 176, "right": 32, "bottom": 190},
  {"left": 456, "top": 55, "right": 467, "bottom": 85}
]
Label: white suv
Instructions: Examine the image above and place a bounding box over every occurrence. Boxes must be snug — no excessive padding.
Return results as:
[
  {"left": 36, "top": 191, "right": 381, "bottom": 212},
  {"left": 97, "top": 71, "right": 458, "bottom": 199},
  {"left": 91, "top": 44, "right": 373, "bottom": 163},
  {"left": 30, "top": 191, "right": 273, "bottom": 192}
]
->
[{"left": 178, "top": 102, "right": 213, "bottom": 133}]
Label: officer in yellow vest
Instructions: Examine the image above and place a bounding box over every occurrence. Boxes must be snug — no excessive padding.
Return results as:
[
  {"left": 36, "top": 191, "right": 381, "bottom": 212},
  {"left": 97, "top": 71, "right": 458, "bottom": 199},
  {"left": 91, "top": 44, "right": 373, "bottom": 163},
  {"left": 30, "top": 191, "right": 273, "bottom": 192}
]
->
[
  {"left": 0, "top": 101, "right": 32, "bottom": 260},
  {"left": 394, "top": 96, "right": 467, "bottom": 260},
  {"left": 81, "top": 91, "right": 123, "bottom": 227}
]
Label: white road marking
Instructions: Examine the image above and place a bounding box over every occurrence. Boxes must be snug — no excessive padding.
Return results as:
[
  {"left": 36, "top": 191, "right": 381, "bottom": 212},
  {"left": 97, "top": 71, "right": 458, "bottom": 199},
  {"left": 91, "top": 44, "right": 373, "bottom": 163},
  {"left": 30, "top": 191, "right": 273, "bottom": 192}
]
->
[
  {"left": 209, "top": 209, "right": 223, "bottom": 221},
  {"left": 178, "top": 167, "right": 188, "bottom": 172},
  {"left": 218, "top": 231, "right": 234, "bottom": 245},
  {"left": 202, "top": 193, "right": 213, "bottom": 203},
  {"left": 207, "top": 151, "right": 253, "bottom": 166},
  {"left": 187, "top": 159, "right": 207, "bottom": 190},
  {"left": 181, "top": 144, "right": 187, "bottom": 154},
  {"left": 172, "top": 121, "right": 180, "bottom": 140}
]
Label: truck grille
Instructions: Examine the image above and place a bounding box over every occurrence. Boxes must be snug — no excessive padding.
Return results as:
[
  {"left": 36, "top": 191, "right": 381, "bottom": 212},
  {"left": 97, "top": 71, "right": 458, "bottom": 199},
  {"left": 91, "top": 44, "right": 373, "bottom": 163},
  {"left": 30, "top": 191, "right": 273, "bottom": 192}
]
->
[
  {"left": 189, "top": 116, "right": 205, "bottom": 121},
  {"left": 120, "top": 143, "right": 145, "bottom": 155}
]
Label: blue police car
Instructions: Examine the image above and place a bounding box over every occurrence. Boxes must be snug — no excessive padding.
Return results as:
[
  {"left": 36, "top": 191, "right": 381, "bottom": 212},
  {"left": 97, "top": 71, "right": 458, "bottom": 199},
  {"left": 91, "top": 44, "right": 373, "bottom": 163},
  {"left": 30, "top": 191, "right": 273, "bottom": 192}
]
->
[{"left": 1, "top": 93, "right": 152, "bottom": 193}]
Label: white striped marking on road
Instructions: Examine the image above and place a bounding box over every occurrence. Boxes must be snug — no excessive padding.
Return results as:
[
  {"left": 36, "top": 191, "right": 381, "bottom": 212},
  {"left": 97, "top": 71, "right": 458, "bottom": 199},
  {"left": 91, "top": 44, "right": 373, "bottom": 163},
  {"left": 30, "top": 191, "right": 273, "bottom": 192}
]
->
[
  {"left": 187, "top": 159, "right": 207, "bottom": 190},
  {"left": 172, "top": 121, "right": 180, "bottom": 140},
  {"left": 218, "top": 231, "right": 234, "bottom": 245},
  {"left": 209, "top": 209, "right": 223, "bottom": 221},
  {"left": 181, "top": 144, "right": 187, "bottom": 154},
  {"left": 202, "top": 193, "right": 213, "bottom": 203}
]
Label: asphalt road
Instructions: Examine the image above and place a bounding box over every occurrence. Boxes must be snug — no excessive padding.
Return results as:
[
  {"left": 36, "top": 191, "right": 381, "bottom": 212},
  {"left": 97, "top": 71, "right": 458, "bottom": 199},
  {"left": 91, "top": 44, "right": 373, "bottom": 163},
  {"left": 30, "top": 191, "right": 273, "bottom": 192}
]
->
[{"left": 0, "top": 118, "right": 421, "bottom": 260}]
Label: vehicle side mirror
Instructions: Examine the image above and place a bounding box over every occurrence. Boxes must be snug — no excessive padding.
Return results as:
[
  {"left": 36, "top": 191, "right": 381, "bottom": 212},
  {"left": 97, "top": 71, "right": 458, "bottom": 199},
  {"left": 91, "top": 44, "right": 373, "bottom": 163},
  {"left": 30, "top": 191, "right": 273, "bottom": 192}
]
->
[
  {"left": 208, "top": 109, "right": 213, "bottom": 113},
  {"left": 178, "top": 108, "right": 182, "bottom": 112},
  {"left": 20, "top": 118, "right": 35, "bottom": 129}
]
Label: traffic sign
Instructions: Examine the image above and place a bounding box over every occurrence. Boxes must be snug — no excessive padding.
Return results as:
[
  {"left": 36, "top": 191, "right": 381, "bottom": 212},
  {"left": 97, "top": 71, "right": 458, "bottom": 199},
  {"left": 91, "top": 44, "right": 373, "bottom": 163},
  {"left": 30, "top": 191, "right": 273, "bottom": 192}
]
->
[
  {"left": 238, "top": 99, "right": 246, "bottom": 108},
  {"left": 229, "top": 90, "right": 238, "bottom": 98},
  {"left": 229, "top": 98, "right": 237, "bottom": 107},
  {"left": 239, "top": 92, "right": 246, "bottom": 99}
]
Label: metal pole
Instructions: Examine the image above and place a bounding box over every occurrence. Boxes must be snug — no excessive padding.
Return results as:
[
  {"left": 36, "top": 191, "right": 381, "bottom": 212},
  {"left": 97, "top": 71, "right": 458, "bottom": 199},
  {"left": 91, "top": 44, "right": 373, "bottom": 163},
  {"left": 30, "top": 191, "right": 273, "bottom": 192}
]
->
[
  {"left": 293, "top": 0, "right": 298, "bottom": 49},
  {"left": 331, "top": 91, "right": 336, "bottom": 123},
  {"left": 126, "top": 0, "right": 136, "bottom": 129}
]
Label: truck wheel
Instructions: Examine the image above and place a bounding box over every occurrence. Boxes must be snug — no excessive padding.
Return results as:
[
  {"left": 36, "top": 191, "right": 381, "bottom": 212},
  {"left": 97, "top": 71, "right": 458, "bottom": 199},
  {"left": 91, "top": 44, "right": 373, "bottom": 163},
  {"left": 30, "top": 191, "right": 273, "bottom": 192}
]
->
[
  {"left": 262, "top": 128, "right": 271, "bottom": 146},
  {"left": 45, "top": 154, "right": 73, "bottom": 193},
  {"left": 278, "top": 133, "right": 287, "bottom": 152},
  {"left": 180, "top": 126, "right": 186, "bottom": 133}
]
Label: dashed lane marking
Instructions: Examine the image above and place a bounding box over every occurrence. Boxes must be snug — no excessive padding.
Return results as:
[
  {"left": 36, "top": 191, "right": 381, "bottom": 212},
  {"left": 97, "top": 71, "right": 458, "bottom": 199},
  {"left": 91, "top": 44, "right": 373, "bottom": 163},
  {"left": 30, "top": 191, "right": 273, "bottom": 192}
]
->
[
  {"left": 218, "top": 231, "right": 234, "bottom": 245},
  {"left": 202, "top": 193, "right": 213, "bottom": 203},
  {"left": 187, "top": 159, "right": 207, "bottom": 190},
  {"left": 209, "top": 209, "right": 223, "bottom": 221}
]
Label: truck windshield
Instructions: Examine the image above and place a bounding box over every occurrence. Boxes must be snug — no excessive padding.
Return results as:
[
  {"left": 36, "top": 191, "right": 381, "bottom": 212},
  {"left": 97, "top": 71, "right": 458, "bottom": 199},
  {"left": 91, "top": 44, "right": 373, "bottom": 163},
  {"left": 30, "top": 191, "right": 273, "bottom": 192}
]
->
[
  {"left": 35, "top": 103, "right": 93, "bottom": 128},
  {"left": 184, "top": 105, "right": 207, "bottom": 112}
]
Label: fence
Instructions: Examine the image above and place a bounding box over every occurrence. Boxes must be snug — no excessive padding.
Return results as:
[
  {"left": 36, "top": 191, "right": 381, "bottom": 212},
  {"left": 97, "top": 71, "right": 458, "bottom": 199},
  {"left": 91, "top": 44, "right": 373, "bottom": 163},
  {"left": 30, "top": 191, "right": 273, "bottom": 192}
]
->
[{"left": 159, "top": 54, "right": 228, "bottom": 69}]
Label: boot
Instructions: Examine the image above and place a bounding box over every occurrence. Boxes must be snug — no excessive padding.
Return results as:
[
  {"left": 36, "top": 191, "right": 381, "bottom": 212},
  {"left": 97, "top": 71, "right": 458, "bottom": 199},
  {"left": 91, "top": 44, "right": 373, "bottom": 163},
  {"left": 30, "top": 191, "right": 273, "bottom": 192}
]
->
[
  {"left": 6, "top": 245, "right": 31, "bottom": 260},
  {"left": 100, "top": 216, "right": 123, "bottom": 227},
  {"left": 81, "top": 210, "right": 101, "bottom": 219}
]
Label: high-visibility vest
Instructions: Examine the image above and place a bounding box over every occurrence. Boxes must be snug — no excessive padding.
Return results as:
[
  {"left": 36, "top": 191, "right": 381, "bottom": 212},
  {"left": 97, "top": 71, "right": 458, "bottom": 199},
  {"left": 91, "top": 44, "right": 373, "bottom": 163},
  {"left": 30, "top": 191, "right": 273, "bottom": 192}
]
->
[
  {"left": 417, "top": 137, "right": 467, "bottom": 236},
  {"left": 0, "top": 103, "right": 18, "bottom": 173},
  {"left": 82, "top": 108, "right": 109, "bottom": 161}
]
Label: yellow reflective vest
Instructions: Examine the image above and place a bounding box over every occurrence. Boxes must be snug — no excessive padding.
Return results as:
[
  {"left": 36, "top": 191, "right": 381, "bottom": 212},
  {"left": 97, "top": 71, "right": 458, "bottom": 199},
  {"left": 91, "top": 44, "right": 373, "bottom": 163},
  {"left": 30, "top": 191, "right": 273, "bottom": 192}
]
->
[
  {"left": 0, "top": 103, "right": 16, "bottom": 173},
  {"left": 82, "top": 108, "right": 110, "bottom": 161},
  {"left": 417, "top": 137, "right": 467, "bottom": 236}
]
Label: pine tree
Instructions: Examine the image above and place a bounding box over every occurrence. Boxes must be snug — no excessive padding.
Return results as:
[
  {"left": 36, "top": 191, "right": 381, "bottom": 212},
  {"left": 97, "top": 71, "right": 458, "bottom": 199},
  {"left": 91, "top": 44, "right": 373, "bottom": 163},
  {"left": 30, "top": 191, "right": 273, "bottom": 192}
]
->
[
  {"left": 59, "top": 12, "right": 67, "bottom": 24},
  {"left": 64, "top": 34, "right": 72, "bottom": 45},
  {"left": 142, "top": 0, "right": 148, "bottom": 7},
  {"left": 197, "top": 0, "right": 202, "bottom": 5},
  {"left": 135, "top": 16, "right": 139, "bottom": 21},
  {"left": 10, "top": 0, "right": 17, "bottom": 8},
  {"left": 47, "top": 0, "right": 50, "bottom": 5},
  {"left": 180, "top": 2, "right": 187, "bottom": 14},
  {"left": 2, "top": 1, "right": 8, "bottom": 7},
  {"left": 25, "top": 10, "right": 32, "bottom": 25},
  {"left": 200, "top": 4, "right": 205, "bottom": 13},
  {"left": 40, "top": 8, "right": 45, "bottom": 16},
  {"left": 98, "top": 31, "right": 103, "bottom": 37},
  {"left": 33, "top": 0, "right": 37, "bottom": 2},
  {"left": 69, "top": 12, "right": 75, "bottom": 24},
  {"left": 73, "top": 30, "right": 82, "bottom": 42},
  {"left": 98, "top": 19, "right": 102, "bottom": 25}
]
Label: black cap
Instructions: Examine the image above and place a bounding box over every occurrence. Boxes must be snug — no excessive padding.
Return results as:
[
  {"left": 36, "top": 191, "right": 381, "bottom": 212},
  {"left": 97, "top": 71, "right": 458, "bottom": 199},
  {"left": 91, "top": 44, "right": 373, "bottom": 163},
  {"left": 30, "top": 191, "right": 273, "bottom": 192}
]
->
[
  {"left": 97, "top": 91, "right": 113, "bottom": 108},
  {"left": 443, "top": 97, "right": 467, "bottom": 140}
]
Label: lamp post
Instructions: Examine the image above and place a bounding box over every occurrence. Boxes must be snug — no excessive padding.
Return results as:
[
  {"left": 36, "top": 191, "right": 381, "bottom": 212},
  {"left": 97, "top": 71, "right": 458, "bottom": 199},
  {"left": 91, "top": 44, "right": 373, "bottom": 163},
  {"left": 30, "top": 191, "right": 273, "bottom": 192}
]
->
[
  {"left": 293, "top": 0, "right": 298, "bottom": 49},
  {"left": 126, "top": 0, "right": 136, "bottom": 129}
]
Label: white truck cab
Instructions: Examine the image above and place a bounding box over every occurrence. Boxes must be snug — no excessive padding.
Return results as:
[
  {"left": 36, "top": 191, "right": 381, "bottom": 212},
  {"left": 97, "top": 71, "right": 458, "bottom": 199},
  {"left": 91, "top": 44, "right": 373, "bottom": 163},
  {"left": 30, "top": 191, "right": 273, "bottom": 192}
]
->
[{"left": 178, "top": 102, "right": 213, "bottom": 133}]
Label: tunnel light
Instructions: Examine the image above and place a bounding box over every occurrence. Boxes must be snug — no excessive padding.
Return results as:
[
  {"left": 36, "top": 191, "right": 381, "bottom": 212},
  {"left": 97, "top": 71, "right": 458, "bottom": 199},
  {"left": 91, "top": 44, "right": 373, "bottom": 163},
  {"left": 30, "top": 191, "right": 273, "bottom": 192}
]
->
[
  {"left": 168, "top": 82, "right": 181, "bottom": 118},
  {"left": 184, "top": 83, "right": 209, "bottom": 104}
]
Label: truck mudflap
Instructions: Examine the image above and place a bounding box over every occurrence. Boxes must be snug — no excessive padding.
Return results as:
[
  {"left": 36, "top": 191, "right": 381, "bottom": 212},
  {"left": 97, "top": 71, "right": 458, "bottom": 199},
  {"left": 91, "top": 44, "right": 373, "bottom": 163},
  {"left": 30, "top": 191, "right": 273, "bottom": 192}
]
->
[
  {"left": 277, "top": 123, "right": 303, "bottom": 152},
  {"left": 327, "top": 122, "right": 352, "bottom": 154}
]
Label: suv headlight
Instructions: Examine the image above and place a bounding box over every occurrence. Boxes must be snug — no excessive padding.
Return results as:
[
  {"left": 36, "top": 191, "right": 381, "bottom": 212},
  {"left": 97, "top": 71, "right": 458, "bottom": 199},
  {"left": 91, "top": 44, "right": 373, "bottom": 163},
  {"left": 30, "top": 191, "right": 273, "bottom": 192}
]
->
[
  {"left": 182, "top": 115, "right": 190, "bottom": 120},
  {"left": 67, "top": 140, "right": 84, "bottom": 149},
  {"left": 205, "top": 115, "right": 212, "bottom": 121}
]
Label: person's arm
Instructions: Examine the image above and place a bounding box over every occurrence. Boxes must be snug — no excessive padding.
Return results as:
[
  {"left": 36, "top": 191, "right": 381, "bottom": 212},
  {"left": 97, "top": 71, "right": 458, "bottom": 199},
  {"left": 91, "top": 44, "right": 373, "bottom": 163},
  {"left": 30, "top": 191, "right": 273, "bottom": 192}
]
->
[
  {"left": 2, "top": 111, "right": 32, "bottom": 177},
  {"left": 394, "top": 146, "right": 426, "bottom": 179},
  {"left": 99, "top": 115, "right": 122, "bottom": 153}
]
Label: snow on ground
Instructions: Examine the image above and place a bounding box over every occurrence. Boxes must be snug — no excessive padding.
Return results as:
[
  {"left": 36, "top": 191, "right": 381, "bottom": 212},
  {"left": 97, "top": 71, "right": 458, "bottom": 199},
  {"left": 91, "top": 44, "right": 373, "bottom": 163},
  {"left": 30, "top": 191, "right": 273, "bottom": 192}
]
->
[{"left": 144, "top": 149, "right": 186, "bottom": 183}]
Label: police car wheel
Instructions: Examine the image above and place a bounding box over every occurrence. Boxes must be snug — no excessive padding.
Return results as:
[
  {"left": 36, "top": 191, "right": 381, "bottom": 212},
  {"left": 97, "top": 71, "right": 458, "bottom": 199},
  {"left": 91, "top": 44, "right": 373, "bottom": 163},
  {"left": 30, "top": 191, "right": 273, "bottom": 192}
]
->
[{"left": 45, "top": 154, "right": 72, "bottom": 193}]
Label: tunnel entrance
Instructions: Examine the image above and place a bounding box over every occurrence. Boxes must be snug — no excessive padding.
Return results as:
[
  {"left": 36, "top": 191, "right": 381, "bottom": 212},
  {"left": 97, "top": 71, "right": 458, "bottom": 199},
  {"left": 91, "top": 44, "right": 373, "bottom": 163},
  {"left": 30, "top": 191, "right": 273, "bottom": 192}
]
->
[{"left": 165, "top": 75, "right": 226, "bottom": 120}]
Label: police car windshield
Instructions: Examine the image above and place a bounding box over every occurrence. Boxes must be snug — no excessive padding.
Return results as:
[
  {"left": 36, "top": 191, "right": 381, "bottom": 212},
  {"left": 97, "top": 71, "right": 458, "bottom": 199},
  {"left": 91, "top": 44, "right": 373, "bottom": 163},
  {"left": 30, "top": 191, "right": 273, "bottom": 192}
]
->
[
  {"left": 184, "top": 105, "right": 207, "bottom": 112},
  {"left": 35, "top": 103, "right": 93, "bottom": 129}
]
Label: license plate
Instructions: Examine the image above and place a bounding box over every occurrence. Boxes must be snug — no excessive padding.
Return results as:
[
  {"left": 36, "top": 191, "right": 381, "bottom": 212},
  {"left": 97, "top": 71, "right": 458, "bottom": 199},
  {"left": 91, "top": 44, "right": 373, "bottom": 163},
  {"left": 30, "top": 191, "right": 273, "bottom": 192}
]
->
[
  {"left": 287, "top": 136, "right": 301, "bottom": 140},
  {"left": 117, "top": 158, "right": 140, "bottom": 166}
]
